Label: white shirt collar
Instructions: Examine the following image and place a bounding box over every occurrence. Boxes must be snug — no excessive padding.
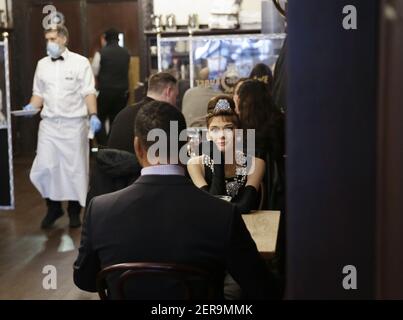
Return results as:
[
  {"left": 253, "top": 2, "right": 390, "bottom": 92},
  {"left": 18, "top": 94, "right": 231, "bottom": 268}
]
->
[
  {"left": 141, "top": 165, "right": 185, "bottom": 176},
  {"left": 61, "top": 48, "right": 69, "bottom": 60}
]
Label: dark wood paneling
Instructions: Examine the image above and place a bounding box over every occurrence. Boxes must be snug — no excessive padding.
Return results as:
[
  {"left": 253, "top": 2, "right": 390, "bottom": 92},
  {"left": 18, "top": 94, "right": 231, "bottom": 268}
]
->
[
  {"left": 87, "top": 1, "right": 139, "bottom": 57},
  {"left": 13, "top": 0, "right": 37, "bottom": 154},
  {"left": 138, "top": 0, "right": 153, "bottom": 81},
  {"left": 286, "top": 0, "right": 379, "bottom": 299}
]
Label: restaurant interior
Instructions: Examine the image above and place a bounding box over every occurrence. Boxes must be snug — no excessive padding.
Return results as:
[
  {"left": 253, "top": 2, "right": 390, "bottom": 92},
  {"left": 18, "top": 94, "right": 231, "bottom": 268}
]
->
[{"left": 0, "top": 0, "right": 402, "bottom": 301}]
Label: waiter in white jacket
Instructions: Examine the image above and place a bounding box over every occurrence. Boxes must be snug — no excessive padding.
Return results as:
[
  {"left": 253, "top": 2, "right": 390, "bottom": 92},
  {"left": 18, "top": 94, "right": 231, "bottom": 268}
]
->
[{"left": 23, "top": 24, "right": 101, "bottom": 229}]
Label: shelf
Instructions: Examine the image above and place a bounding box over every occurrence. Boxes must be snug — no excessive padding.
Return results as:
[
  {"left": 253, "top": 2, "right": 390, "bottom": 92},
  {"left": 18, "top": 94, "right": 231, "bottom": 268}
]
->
[
  {"left": 145, "top": 29, "right": 261, "bottom": 37},
  {"left": 151, "top": 52, "right": 189, "bottom": 58},
  {"left": 171, "top": 52, "right": 189, "bottom": 57},
  {"left": 210, "top": 12, "right": 239, "bottom": 15}
]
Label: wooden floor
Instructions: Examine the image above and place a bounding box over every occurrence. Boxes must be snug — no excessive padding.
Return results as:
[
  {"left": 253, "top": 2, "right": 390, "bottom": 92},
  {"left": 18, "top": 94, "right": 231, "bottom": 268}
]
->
[{"left": 0, "top": 156, "right": 98, "bottom": 300}]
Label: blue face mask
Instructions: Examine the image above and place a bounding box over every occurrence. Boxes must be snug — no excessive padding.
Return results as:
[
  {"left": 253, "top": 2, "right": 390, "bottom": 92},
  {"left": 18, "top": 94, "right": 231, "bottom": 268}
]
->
[{"left": 47, "top": 42, "right": 62, "bottom": 59}]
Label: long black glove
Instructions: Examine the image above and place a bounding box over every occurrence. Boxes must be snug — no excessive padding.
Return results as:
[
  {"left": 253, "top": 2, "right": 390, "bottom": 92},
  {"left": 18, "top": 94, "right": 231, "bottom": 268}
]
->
[
  {"left": 199, "top": 140, "right": 226, "bottom": 195},
  {"left": 232, "top": 185, "right": 259, "bottom": 214},
  {"left": 208, "top": 157, "right": 226, "bottom": 195}
]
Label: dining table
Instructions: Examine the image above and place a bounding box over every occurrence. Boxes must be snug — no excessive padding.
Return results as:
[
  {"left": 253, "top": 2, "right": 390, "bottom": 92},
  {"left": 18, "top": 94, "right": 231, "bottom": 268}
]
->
[{"left": 242, "top": 210, "right": 280, "bottom": 260}]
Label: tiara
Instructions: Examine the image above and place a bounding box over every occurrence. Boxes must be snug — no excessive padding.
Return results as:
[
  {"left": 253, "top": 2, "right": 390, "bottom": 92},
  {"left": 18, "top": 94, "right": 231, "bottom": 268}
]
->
[{"left": 214, "top": 99, "right": 231, "bottom": 112}]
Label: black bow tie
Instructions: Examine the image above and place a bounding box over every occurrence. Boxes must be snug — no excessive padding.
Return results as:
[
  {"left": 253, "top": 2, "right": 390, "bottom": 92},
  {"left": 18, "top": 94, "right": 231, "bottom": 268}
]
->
[{"left": 51, "top": 56, "right": 64, "bottom": 62}]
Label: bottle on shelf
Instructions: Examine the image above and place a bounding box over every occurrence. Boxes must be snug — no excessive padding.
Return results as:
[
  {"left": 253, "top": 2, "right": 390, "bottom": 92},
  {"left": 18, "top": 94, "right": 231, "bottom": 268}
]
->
[{"left": 180, "top": 64, "right": 186, "bottom": 80}]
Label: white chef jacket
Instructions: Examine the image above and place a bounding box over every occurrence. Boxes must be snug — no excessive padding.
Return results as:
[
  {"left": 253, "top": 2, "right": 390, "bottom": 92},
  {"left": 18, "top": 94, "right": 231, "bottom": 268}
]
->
[
  {"left": 33, "top": 48, "right": 96, "bottom": 118},
  {"left": 30, "top": 48, "right": 96, "bottom": 207}
]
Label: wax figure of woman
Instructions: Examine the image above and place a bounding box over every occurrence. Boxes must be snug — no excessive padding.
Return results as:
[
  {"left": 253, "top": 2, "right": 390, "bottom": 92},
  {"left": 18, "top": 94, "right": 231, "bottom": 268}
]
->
[{"left": 188, "top": 96, "right": 265, "bottom": 213}]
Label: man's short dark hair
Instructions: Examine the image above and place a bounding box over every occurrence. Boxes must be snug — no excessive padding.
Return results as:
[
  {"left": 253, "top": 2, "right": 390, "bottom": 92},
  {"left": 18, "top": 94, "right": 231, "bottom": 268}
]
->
[
  {"left": 148, "top": 72, "right": 177, "bottom": 95},
  {"left": 45, "top": 24, "right": 69, "bottom": 41},
  {"left": 135, "top": 101, "right": 187, "bottom": 159},
  {"left": 104, "top": 28, "right": 119, "bottom": 43}
]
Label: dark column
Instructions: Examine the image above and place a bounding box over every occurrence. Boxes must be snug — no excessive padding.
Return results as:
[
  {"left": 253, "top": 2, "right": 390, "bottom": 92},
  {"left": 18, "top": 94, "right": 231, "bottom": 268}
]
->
[
  {"left": 376, "top": 0, "right": 403, "bottom": 300},
  {"left": 0, "top": 129, "right": 11, "bottom": 206},
  {"left": 138, "top": 0, "right": 153, "bottom": 81},
  {"left": 286, "top": 0, "right": 378, "bottom": 299}
]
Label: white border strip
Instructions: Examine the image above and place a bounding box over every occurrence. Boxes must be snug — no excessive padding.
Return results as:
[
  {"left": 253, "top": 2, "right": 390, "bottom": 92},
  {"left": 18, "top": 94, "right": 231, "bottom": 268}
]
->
[{"left": 1, "top": 33, "right": 14, "bottom": 210}]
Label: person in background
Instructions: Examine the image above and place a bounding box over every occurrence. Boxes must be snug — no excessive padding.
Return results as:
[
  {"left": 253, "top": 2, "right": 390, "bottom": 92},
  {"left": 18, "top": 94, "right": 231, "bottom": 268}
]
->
[
  {"left": 93, "top": 28, "right": 130, "bottom": 146},
  {"left": 236, "top": 78, "right": 286, "bottom": 293},
  {"left": 236, "top": 78, "right": 285, "bottom": 201},
  {"left": 90, "top": 33, "right": 107, "bottom": 77},
  {"left": 249, "top": 63, "right": 274, "bottom": 95},
  {"left": 74, "top": 100, "right": 279, "bottom": 300},
  {"left": 187, "top": 96, "right": 265, "bottom": 214},
  {"left": 182, "top": 67, "right": 220, "bottom": 127},
  {"left": 85, "top": 72, "right": 179, "bottom": 205},
  {"left": 23, "top": 24, "right": 100, "bottom": 229},
  {"left": 232, "top": 77, "right": 248, "bottom": 113},
  {"left": 107, "top": 72, "right": 178, "bottom": 155},
  {"left": 237, "top": 79, "right": 285, "bottom": 207}
]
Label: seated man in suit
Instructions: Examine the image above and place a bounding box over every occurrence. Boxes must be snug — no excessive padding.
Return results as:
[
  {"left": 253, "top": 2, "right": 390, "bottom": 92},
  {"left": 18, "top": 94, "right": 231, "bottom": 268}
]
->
[
  {"left": 85, "top": 72, "right": 179, "bottom": 205},
  {"left": 107, "top": 72, "right": 179, "bottom": 154},
  {"left": 74, "top": 101, "right": 279, "bottom": 299}
]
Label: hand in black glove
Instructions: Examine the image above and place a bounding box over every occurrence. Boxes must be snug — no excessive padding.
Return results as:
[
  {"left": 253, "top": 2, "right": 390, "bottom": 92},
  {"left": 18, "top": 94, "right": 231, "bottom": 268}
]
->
[
  {"left": 200, "top": 140, "right": 226, "bottom": 196},
  {"left": 232, "top": 185, "right": 259, "bottom": 214}
]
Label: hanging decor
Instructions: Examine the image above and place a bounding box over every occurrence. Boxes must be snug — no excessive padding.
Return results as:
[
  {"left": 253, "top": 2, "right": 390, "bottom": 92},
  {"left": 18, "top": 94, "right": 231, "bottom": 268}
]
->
[{"left": 272, "top": 0, "right": 287, "bottom": 17}]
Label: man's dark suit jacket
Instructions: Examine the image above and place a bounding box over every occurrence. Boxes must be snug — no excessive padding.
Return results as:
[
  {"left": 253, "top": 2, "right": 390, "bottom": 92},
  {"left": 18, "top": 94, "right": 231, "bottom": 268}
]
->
[
  {"left": 74, "top": 174, "right": 278, "bottom": 299},
  {"left": 107, "top": 96, "right": 154, "bottom": 154}
]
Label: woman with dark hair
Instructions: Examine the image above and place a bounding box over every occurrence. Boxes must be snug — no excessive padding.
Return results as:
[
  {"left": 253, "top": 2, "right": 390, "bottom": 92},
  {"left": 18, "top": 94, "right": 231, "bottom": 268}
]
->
[
  {"left": 249, "top": 63, "right": 274, "bottom": 94},
  {"left": 235, "top": 79, "right": 285, "bottom": 210},
  {"left": 232, "top": 77, "right": 248, "bottom": 112},
  {"left": 187, "top": 95, "right": 266, "bottom": 214}
]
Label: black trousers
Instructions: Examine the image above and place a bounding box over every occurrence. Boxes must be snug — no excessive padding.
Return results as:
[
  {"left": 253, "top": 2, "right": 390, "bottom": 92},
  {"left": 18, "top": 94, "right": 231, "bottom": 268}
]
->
[
  {"left": 96, "top": 88, "right": 129, "bottom": 146},
  {"left": 46, "top": 199, "right": 82, "bottom": 215}
]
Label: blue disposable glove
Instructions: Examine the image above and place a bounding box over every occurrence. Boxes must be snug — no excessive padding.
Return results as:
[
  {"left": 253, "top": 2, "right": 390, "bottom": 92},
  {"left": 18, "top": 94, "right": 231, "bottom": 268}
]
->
[
  {"left": 23, "top": 104, "right": 37, "bottom": 111},
  {"left": 90, "top": 114, "right": 101, "bottom": 134},
  {"left": 23, "top": 103, "right": 39, "bottom": 117}
]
